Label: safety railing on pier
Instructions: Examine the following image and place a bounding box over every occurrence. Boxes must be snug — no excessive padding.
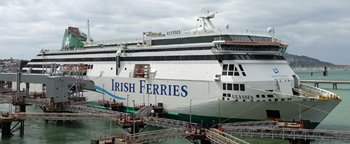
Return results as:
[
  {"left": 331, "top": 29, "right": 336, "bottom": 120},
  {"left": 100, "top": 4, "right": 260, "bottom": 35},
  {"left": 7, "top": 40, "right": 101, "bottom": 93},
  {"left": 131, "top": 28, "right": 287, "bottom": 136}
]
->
[
  {"left": 143, "top": 117, "right": 191, "bottom": 129},
  {"left": 206, "top": 128, "right": 249, "bottom": 144},
  {"left": 65, "top": 104, "right": 125, "bottom": 116},
  {"left": 130, "top": 128, "right": 185, "bottom": 143},
  {"left": 301, "top": 80, "right": 350, "bottom": 90},
  {"left": 223, "top": 125, "right": 350, "bottom": 142},
  {"left": 12, "top": 112, "right": 119, "bottom": 121},
  {"left": 223, "top": 120, "right": 278, "bottom": 127}
]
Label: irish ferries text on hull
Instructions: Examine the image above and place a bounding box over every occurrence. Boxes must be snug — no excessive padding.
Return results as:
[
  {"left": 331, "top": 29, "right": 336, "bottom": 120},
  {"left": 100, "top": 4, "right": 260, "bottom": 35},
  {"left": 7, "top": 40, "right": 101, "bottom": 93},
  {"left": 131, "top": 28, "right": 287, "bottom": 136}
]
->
[
  {"left": 21, "top": 11, "right": 341, "bottom": 128},
  {"left": 112, "top": 79, "right": 188, "bottom": 97}
]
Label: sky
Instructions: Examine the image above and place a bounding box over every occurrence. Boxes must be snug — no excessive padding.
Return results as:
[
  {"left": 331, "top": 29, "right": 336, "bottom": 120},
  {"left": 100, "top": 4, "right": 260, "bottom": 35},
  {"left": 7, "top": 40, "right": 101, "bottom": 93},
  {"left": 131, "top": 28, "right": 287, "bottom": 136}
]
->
[{"left": 0, "top": 0, "right": 349, "bottom": 64}]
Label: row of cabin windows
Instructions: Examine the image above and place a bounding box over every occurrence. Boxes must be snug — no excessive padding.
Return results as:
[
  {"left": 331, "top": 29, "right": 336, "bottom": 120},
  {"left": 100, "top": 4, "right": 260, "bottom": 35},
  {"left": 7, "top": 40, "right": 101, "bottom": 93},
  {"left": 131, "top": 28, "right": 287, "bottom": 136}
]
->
[
  {"left": 151, "top": 35, "right": 273, "bottom": 46},
  {"left": 222, "top": 64, "right": 246, "bottom": 76},
  {"left": 229, "top": 35, "right": 272, "bottom": 42},
  {"left": 218, "top": 45, "right": 285, "bottom": 53},
  {"left": 152, "top": 36, "right": 217, "bottom": 45},
  {"left": 223, "top": 83, "right": 245, "bottom": 91},
  {"left": 256, "top": 94, "right": 274, "bottom": 98}
]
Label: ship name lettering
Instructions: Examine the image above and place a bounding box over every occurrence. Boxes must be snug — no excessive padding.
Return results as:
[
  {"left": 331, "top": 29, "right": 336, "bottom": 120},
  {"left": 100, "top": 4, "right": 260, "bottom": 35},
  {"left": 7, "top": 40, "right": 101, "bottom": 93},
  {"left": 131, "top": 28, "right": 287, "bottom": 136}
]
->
[
  {"left": 234, "top": 95, "right": 253, "bottom": 100},
  {"left": 112, "top": 79, "right": 136, "bottom": 93},
  {"left": 112, "top": 79, "right": 188, "bottom": 97}
]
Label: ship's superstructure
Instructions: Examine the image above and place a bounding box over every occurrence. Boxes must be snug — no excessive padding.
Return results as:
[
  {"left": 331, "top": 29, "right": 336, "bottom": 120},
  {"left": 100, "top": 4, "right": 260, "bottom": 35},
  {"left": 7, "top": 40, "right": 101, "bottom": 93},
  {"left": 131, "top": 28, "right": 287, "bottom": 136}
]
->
[{"left": 21, "top": 12, "right": 341, "bottom": 128}]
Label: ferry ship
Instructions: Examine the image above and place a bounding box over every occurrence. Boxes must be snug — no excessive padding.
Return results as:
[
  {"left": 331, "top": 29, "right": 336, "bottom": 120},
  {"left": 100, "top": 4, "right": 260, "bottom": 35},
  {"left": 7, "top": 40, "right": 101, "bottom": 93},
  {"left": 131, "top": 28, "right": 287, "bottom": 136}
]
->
[{"left": 22, "top": 12, "right": 340, "bottom": 128}]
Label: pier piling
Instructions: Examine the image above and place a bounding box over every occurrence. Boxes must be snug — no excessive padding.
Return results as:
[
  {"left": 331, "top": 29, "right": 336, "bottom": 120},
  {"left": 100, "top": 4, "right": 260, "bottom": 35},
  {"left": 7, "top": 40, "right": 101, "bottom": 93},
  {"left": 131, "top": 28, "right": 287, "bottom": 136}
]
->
[{"left": 1, "top": 121, "right": 12, "bottom": 139}]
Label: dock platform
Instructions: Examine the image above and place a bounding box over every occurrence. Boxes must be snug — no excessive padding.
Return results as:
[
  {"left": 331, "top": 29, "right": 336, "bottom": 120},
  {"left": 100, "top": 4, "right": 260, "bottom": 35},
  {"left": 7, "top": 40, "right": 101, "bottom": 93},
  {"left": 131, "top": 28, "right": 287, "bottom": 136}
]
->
[{"left": 301, "top": 80, "right": 350, "bottom": 89}]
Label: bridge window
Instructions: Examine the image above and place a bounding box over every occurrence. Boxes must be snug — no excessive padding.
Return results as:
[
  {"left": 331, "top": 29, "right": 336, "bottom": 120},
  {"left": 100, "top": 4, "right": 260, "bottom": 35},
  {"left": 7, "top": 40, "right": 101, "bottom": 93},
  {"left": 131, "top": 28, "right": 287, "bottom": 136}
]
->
[
  {"left": 234, "top": 67, "right": 239, "bottom": 76},
  {"left": 228, "top": 64, "right": 234, "bottom": 76},
  {"left": 223, "top": 83, "right": 246, "bottom": 91},
  {"left": 222, "top": 64, "right": 228, "bottom": 75},
  {"left": 227, "top": 84, "right": 233, "bottom": 90},
  {"left": 239, "top": 64, "right": 246, "bottom": 76},
  {"left": 233, "top": 84, "right": 239, "bottom": 91},
  {"left": 240, "top": 84, "right": 245, "bottom": 91},
  {"left": 222, "top": 64, "right": 246, "bottom": 77}
]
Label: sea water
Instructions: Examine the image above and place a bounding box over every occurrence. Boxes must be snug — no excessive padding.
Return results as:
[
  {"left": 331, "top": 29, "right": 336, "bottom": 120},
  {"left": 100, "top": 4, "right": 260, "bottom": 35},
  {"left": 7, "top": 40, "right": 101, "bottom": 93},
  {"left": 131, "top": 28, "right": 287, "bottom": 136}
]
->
[{"left": 1, "top": 69, "right": 350, "bottom": 144}]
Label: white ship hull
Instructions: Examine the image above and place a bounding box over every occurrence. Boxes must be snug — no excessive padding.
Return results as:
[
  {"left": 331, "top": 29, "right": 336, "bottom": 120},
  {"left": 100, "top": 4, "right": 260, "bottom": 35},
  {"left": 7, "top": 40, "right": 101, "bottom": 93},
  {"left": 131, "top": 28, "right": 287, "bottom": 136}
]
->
[{"left": 82, "top": 76, "right": 340, "bottom": 128}]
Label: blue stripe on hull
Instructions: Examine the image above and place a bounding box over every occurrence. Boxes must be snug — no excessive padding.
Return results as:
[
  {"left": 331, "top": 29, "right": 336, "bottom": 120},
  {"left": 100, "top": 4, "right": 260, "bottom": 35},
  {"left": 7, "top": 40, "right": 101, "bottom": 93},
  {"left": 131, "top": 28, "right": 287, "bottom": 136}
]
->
[{"left": 95, "top": 86, "right": 126, "bottom": 100}]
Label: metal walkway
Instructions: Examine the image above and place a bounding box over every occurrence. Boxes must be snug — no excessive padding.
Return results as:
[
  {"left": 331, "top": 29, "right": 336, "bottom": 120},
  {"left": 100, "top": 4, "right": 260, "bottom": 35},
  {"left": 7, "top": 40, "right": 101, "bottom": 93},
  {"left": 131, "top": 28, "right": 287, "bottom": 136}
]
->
[
  {"left": 143, "top": 117, "right": 191, "bottom": 129},
  {"left": 223, "top": 122, "right": 350, "bottom": 142},
  {"left": 206, "top": 128, "right": 249, "bottom": 144},
  {"left": 6, "top": 112, "right": 119, "bottom": 121},
  {"left": 135, "top": 106, "right": 153, "bottom": 118},
  {"left": 301, "top": 80, "right": 350, "bottom": 89},
  {"left": 130, "top": 128, "right": 185, "bottom": 143},
  {"left": 95, "top": 128, "right": 185, "bottom": 144}
]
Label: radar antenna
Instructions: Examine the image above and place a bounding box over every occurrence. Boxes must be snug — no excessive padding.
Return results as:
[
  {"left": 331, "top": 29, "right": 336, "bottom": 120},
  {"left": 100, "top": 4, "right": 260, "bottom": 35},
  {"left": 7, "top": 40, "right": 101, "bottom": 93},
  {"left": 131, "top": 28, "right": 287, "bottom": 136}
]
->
[{"left": 267, "top": 27, "right": 275, "bottom": 42}]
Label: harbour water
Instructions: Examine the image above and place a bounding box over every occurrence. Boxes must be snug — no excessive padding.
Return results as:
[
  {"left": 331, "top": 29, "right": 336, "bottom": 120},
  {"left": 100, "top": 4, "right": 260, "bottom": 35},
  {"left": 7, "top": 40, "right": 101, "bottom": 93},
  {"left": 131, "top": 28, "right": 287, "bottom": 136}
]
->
[{"left": 1, "top": 69, "right": 350, "bottom": 144}]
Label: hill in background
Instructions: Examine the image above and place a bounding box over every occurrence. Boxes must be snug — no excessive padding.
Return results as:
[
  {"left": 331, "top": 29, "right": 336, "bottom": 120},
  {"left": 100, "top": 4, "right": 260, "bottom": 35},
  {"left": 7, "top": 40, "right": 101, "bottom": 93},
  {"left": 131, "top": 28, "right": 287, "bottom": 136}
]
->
[{"left": 284, "top": 53, "right": 333, "bottom": 67}]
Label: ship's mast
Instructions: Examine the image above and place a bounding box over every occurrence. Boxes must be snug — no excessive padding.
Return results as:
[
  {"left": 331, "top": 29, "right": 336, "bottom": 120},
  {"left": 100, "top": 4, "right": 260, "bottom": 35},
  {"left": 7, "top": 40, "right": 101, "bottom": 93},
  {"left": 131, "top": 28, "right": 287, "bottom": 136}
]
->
[
  {"left": 199, "top": 11, "right": 217, "bottom": 31},
  {"left": 87, "top": 20, "right": 91, "bottom": 44}
]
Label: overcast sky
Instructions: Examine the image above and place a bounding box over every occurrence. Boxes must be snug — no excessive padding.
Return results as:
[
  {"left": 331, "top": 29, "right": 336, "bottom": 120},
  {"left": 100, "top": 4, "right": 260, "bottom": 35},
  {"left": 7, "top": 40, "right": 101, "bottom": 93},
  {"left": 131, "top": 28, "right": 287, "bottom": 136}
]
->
[{"left": 0, "top": 0, "right": 349, "bottom": 64}]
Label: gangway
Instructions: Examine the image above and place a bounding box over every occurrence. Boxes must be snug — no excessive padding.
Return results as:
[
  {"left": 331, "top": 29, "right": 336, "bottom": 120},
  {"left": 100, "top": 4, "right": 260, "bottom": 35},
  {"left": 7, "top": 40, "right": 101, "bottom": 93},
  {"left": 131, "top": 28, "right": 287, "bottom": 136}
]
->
[
  {"left": 92, "top": 128, "right": 186, "bottom": 144},
  {"left": 143, "top": 117, "right": 191, "bottom": 129},
  {"left": 135, "top": 106, "right": 153, "bottom": 118},
  {"left": 0, "top": 73, "right": 95, "bottom": 103},
  {"left": 130, "top": 128, "right": 185, "bottom": 143},
  {"left": 64, "top": 104, "right": 125, "bottom": 116},
  {"left": 223, "top": 125, "right": 350, "bottom": 142}
]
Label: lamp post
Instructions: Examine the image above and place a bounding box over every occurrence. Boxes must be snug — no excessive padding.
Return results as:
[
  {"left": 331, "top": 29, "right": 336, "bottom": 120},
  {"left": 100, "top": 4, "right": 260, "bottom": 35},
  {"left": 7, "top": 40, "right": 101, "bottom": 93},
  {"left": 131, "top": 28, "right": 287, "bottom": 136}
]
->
[
  {"left": 127, "top": 95, "right": 129, "bottom": 112},
  {"left": 102, "top": 83, "right": 105, "bottom": 101},
  {"left": 132, "top": 100, "right": 136, "bottom": 140},
  {"left": 218, "top": 98, "right": 221, "bottom": 124},
  {"left": 190, "top": 99, "right": 192, "bottom": 124}
]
